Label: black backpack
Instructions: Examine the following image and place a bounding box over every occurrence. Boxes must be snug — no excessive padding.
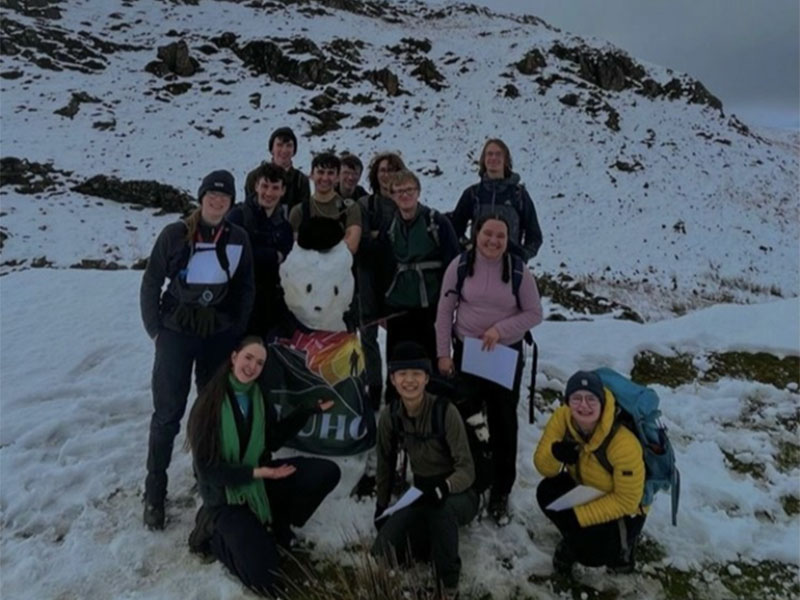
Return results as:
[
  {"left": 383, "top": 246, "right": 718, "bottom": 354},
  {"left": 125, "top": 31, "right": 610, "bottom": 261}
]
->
[
  {"left": 388, "top": 395, "right": 493, "bottom": 496},
  {"left": 445, "top": 251, "right": 526, "bottom": 310}
]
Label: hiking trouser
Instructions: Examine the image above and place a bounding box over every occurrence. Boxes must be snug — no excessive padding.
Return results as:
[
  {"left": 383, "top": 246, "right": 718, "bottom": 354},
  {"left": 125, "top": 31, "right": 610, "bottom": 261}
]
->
[
  {"left": 262, "top": 456, "right": 341, "bottom": 546},
  {"left": 454, "top": 339, "right": 525, "bottom": 497},
  {"left": 384, "top": 306, "right": 438, "bottom": 403},
  {"left": 536, "top": 472, "right": 646, "bottom": 568},
  {"left": 371, "top": 489, "right": 479, "bottom": 589},
  {"left": 145, "top": 327, "right": 237, "bottom": 504}
]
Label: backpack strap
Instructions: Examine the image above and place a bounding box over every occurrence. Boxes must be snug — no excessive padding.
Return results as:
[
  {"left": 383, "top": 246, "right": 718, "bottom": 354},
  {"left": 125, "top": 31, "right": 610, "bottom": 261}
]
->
[
  {"left": 426, "top": 208, "right": 441, "bottom": 247},
  {"left": 508, "top": 254, "right": 525, "bottom": 310},
  {"left": 592, "top": 420, "right": 620, "bottom": 476},
  {"left": 443, "top": 251, "right": 469, "bottom": 302}
]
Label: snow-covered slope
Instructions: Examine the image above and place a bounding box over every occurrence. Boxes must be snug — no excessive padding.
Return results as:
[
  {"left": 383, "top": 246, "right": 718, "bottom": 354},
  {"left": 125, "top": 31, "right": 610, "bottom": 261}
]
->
[{"left": 1, "top": 0, "right": 798, "bottom": 318}]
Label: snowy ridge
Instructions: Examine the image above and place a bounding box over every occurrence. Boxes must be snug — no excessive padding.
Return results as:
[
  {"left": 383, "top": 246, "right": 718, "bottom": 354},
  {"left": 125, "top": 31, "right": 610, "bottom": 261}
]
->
[{"left": 1, "top": 0, "right": 798, "bottom": 318}]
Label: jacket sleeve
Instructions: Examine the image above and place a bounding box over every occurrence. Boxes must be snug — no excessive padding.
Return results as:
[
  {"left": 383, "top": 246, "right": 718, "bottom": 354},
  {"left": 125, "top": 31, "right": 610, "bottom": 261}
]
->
[
  {"left": 375, "top": 409, "right": 395, "bottom": 508},
  {"left": 264, "top": 400, "right": 315, "bottom": 451},
  {"left": 518, "top": 187, "right": 543, "bottom": 261},
  {"left": 533, "top": 408, "right": 569, "bottom": 478},
  {"left": 277, "top": 222, "right": 294, "bottom": 260},
  {"left": 229, "top": 230, "right": 255, "bottom": 334},
  {"left": 139, "top": 225, "right": 173, "bottom": 339},
  {"left": 492, "top": 267, "right": 544, "bottom": 339},
  {"left": 435, "top": 257, "right": 460, "bottom": 358},
  {"left": 194, "top": 457, "right": 253, "bottom": 488},
  {"left": 443, "top": 404, "right": 475, "bottom": 493},
  {"left": 449, "top": 188, "right": 472, "bottom": 241},
  {"left": 574, "top": 430, "right": 645, "bottom": 527},
  {"left": 436, "top": 212, "right": 460, "bottom": 269}
]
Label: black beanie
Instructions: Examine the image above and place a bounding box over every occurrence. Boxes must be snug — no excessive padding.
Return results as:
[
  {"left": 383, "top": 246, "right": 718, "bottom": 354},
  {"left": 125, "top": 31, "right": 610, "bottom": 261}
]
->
[
  {"left": 268, "top": 126, "right": 298, "bottom": 154},
  {"left": 197, "top": 169, "right": 235, "bottom": 204},
  {"left": 564, "top": 370, "right": 605, "bottom": 405},
  {"left": 388, "top": 342, "right": 431, "bottom": 375},
  {"left": 297, "top": 217, "right": 344, "bottom": 252}
]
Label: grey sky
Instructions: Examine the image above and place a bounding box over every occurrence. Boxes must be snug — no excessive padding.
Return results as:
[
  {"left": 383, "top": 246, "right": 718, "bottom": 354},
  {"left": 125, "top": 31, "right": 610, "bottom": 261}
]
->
[{"left": 423, "top": 0, "right": 800, "bottom": 130}]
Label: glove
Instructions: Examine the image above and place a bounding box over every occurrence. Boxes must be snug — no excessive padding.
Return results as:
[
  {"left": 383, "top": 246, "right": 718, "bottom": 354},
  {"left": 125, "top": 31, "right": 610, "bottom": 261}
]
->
[
  {"left": 374, "top": 503, "right": 387, "bottom": 531},
  {"left": 415, "top": 476, "right": 449, "bottom": 506},
  {"left": 551, "top": 440, "right": 580, "bottom": 465}
]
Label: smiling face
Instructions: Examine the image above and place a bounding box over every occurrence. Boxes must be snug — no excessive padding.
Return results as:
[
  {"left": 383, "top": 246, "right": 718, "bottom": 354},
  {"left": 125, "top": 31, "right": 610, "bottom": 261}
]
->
[
  {"left": 568, "top": 391, "right": 603, "bottom": 432},
  {"left": 311, "top": 166, "right": 338, "bottom": 197},
  {"left": 482, "top": 142, "right": 507, "bottom": 179},
  {"left": 390, "top": 368, "right": 429, "bottom": 404},
  {"left": 476, "top": 218, "right": 508, "bottom": 260},
  {"left": 271, "top": 137, "right": 295, "bottom": 169},
  {"left": 391, "top": 179, "right": 420, "bottom": 217},
  {"left": 377, "top": 158, "right": 398, "bottom": 195},
  {"left": 339, "top": 164, "right": 362, "bottom": 196},
  {"left": 201, "top": 190, "right": 232, "bottom": 224},
  {"left": 231, "top": 342, "right": 267, "bottom": 384},
  {"left": 256, "top": 177, "right": 285, "bottom": 212}
]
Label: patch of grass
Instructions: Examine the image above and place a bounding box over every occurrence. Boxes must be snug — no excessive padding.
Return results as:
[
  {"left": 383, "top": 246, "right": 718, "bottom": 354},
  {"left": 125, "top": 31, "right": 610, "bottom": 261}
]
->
[
  {"left": 636, "top": 536, "right": 667, "bottom": 564},
  {"left": 652, "top": 567, "right": 701, "bottom": 600},
  {"left": 721, "top": 449, "right": 766, "bottom": 480},
  {"left": 780, "top": 495, "right": 800, "bottom": 516},
  {"left": 774, "top": 441, "right": 800, "bottom": 473},
  {"left": 718, "top": 560, "right": 800, "bottom": 600},
  {"left": 527, "top": 574, "right": 619, "bottom": 600},
  {"left": 706, "top": 352, "right": 800, "bottom": 390},
  {"left": 631, "top": 351, "right": 698, "bottom": 387}
]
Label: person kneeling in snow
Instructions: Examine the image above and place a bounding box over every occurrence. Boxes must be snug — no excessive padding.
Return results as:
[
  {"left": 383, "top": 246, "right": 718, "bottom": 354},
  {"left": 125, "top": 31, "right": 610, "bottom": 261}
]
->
[
  {"left": 534, "top": 371, "right": 646, "bottom": 576},
  {"left": 371, "top": 342, "right": 478, "bottom": 600},
  {"left": 185, "top": 336, "right": 340, "bottom": 596}
]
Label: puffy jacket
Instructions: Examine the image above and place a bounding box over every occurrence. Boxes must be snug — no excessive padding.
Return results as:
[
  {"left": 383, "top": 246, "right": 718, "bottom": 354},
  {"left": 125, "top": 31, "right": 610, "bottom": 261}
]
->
[{"left": 534, "top": 389, "right": 645, "bottom": 527}]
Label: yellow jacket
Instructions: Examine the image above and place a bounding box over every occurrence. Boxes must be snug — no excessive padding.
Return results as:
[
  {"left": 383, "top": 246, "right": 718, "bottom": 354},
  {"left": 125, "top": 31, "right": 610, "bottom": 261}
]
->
[{"left": 534, "top": 388, "right": 645, "bottom": 527}]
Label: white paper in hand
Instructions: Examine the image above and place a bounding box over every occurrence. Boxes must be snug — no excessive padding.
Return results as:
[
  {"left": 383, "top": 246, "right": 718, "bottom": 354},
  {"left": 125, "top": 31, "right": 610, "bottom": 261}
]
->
[
  {"left": 375, "top": 486, "right": 424, "bottom": 520},
  {"left": 460, "top": 337, "right": 518, "bottom": 390},
  {"left": 546, "top": 485, "right": 605, "bottom": 511}
]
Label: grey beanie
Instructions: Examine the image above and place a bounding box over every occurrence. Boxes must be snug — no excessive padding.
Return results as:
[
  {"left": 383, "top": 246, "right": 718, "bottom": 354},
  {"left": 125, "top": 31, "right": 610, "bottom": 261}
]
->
[
  {"left": 197, "top": 169, "right": 235, "bottom": 204},
  {"left": 564, "top": 370, "right": 605, "bottom": 405}
]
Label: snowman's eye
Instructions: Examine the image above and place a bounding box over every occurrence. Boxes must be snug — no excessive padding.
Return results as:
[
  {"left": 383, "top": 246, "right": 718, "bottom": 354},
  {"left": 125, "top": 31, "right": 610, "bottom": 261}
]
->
[
  {"left": 334, "top": 286, "right": 339, "bottom": 296},
  {"left": 306, "top": 283, "right": 312, "bottom": 293}
]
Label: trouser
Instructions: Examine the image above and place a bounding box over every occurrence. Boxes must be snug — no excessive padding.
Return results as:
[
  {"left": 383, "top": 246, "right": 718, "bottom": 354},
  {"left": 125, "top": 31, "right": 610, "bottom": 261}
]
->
[
  {"left": 144, "top": 327, "right": 237, "bottom": 505},
  {"left": 384, "top": 306, "right": 438, "bottom": 403},
  {"left": 247, "top": 283, "right": 286, "bottom": 340},
  {"left": 371, "top": 490, "right": 479, "bottom": 589},
  {"left": 536, "top": 472, "right": 646, "bottom": 568},
  {"left": 209, "top": 456, "right": 341, "bottom": 596},
  {"left": 454, "top": 339, "right": 525, "bottom": 497}
]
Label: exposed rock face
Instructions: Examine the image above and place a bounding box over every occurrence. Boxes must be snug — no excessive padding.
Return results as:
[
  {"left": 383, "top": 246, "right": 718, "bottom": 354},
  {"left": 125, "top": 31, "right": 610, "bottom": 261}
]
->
[
  {"left": 54, "top": 92, "right": 101, "bottom": 118},
  {"left": 0, "top": 157, "right": 73, "bottom": 194},
  {"left": 145, "top": 40, "right": 200, "bottom": 77},
  {"left": 516, "top": 49, "right": 546, "bottom": 75},
  {"left": 0, "top": 17, "right": 143, "bottom": 73},
  {"left": 410, "top": 58, "right": 446, "bottom": 90},
  {"left": 538, "top": 272, "right": 643, "bottom": 323},
  {"left": 72, "top": 176, "right": 194, "bottom": 214},
  {"left": 364, "top": 67, "right": 401, "bottom": 96},
  {"left": 2, "top": 0, "right": 64, "bottom": 20}
]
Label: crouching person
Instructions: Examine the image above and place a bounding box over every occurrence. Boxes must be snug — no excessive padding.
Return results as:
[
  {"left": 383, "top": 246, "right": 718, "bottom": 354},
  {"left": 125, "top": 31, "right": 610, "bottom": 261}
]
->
[
  {"left": 186, "top": 336, "right": 341, "bottom": 596},
  {"left": 371, "top": 342, "right": 478, "bottom": 600},
  {"left": 534, "top": 371, "right": 646, "bottom": 576}
]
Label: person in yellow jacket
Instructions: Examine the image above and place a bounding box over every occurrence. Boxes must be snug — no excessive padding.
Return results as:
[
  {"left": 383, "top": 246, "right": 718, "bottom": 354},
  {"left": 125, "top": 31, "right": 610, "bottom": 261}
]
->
[{"left": 534, "top": 370, "right": 646, "bottom": 575}]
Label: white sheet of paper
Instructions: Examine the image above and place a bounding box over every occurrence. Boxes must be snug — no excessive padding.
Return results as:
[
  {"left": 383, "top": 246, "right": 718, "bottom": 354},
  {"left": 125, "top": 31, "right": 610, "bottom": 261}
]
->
[
  {"left": 546, "top": 485, "right": 605, "bottom": 511},
  {"left": 460, "top": 337, "right": 518, "bottom": 390},
  {"left": 376, "top": 486, "right": 424, "bottom": 520},
  {"left": 185, "top": 243, "right": 243, "bottom": 284}
]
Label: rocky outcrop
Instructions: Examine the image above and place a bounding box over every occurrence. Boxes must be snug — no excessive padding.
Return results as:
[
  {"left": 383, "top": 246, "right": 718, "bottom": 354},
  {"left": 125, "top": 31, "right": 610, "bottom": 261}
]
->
[
  {"left": 2, "top": 0, "right": 64, "bottom": 20},
  {"left": 54, "top": 92, "right": 101, "bottom": 118},
  {"left": 538, "top": 272, "right": 643, "bottom": 323},
  {"left": 72, "top": 176, "right": 194, "bottom": 214},
  {"left": 364, "top": 67, "right": 402, "bottom": 96},
  {"left": 145, "top": 40, "right": 200, "bottom": 78},
  {"left": 0, "top": 157, "right": 73, "bottom": 194},
  {"left": 515, "top": 49, "right": 546, "bottom": 75}
]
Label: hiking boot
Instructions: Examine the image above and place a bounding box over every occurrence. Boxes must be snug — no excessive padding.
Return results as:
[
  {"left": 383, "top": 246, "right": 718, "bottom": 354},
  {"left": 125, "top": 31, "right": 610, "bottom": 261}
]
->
[
  {"left": 552, "top": 539, "right": 575, "bottom": 577},
  {"left": 143, "top": 502, "right": 165, "bottom": 531},
  {"left": 488, "top": 493, "right": 510, "bottom": 526},
  {"left": 188, "top": 506, "right": 214, "bottom": 561},
  {"left": 607, "top": 540, "right": 637, "bottom": 574}
]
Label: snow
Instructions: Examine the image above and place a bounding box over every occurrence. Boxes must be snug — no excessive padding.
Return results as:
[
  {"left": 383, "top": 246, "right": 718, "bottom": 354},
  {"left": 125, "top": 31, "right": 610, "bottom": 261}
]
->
[{"left": 1, "top": 0, "right": 799, "bottom": 598}]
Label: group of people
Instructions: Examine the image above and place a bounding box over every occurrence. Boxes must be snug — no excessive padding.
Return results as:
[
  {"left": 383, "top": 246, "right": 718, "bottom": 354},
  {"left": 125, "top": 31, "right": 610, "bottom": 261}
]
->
[{"left": 138, "top": 126, "right": 649, "bottom": 598}]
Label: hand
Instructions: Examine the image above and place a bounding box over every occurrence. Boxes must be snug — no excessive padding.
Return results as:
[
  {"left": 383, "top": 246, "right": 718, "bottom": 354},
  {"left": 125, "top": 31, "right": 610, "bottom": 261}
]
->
[
  {"left": 374, "top": 503, "right": 387, "bottom": 531},
  {"left": 416, "top": 477, "right": 450, "bottom": 506},
  {"left": 438, "top": 357, "right": 455, "bottom": 376},
  {"left": 551, "top": 441, "right": 580, "bottom": 465},
  {"left": 316, "top": 399, "right": 335, "bottom": 412},
  {"left": 480, "top": 327, "right": 501, "bottom": 351},
  {"left": 253, "top": 464, "right": 297, "bottom": 479}
]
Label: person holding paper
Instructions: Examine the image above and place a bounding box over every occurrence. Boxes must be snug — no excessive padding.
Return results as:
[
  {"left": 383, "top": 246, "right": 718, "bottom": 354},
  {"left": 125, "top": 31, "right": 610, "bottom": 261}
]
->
[
  {"left": 186, "top": 336, "right": 340, "bottom": 596},
  {"left": 435, "top": 214, "right": 543, "bottom": 524},
  {"left": 140, "top": 169, "right": 255, "bottom": 530},
  {"left": 534, "top": 371, "right": 646, "bottom": 576},
  {"left": 371, "top": 342, "right": 478, "bottom": 600}
]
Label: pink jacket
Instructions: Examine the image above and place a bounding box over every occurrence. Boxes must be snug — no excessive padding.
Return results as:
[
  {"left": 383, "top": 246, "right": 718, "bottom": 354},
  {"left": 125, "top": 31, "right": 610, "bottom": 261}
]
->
[{"left": 435, "top": 252, "right": 543, "bottom": 358}]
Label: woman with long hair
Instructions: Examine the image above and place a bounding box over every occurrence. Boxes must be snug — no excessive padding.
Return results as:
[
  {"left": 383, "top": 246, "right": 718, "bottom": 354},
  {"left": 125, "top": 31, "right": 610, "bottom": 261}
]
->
[
  {"left": 186, "top": 335, "right": 340, "bottom": 596},
  {"left": 435, "top": 214, "right": 543, "bottom": 524}
]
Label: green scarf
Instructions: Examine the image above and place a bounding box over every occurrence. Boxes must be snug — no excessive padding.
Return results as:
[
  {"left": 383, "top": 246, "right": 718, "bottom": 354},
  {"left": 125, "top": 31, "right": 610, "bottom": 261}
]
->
[{"left": 220, "top": 374, "right": 271, "bottom": 524}]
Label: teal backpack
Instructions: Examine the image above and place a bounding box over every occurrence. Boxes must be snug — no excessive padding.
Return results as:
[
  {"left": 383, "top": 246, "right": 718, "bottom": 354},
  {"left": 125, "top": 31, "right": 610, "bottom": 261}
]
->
[{"left": 592, "top": 367, "right": 680, "bottom": 526}]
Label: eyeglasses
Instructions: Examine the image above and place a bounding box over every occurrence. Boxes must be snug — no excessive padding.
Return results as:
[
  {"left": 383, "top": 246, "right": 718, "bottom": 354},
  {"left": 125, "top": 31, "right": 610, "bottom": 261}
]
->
[
  {"left": 393, "top": 187, "right": 418, "bottom": 196},
  {"left": 568, "top": 393, "right": 600, "bottom": 407}
]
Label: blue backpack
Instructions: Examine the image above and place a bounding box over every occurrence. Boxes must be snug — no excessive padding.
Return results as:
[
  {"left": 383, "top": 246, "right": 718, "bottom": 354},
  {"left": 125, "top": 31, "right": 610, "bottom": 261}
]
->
[{"left": 592, "top": 367, "right": 680, "bottom": 526}]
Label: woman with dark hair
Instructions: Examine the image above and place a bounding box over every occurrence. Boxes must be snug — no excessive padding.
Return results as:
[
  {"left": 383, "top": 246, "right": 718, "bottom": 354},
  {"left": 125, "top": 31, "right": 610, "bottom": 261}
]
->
[
  {"left": 186, "top": 336, "right": 341, "bottom": 596},
  {"left": 140, "top": 170, "right": 255, "bottom": 530},
  {"left": 435, "top": 214, "right": 543, "bottom": 524},
  {"left": 450, "top": 138, "right": 543, "bottom": 261}
]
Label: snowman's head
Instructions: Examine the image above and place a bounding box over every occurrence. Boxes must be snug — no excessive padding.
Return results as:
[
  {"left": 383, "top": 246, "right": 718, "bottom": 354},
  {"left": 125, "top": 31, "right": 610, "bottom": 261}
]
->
[{"left": 280, "top": 218, "right": 354, "bottom": 331}]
